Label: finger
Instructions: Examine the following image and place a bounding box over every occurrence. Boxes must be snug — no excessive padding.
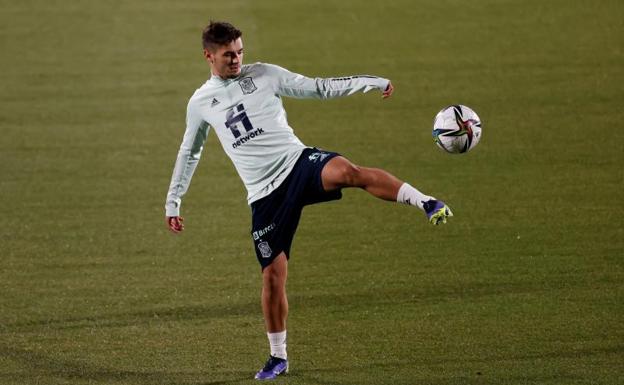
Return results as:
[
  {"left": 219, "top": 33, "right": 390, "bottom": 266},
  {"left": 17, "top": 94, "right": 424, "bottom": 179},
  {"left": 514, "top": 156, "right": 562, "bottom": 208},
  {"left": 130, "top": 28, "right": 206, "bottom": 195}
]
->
[
  {"left": 167, "top": 217, "right": 183, "bottom": 233},
  {"left": 382, "top": 86, "right": 393, "bottom": 99}
]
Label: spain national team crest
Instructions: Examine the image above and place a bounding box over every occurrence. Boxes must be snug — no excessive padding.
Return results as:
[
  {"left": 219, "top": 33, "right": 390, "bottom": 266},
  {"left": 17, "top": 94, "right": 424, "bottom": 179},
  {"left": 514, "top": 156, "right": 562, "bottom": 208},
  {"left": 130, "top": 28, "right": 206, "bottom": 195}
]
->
[
  {"left": 258, "top": 241, "right": 272, "bottom": 259},
  {"left": 239, "top": 77, "right": 257, "bottom": 95}
]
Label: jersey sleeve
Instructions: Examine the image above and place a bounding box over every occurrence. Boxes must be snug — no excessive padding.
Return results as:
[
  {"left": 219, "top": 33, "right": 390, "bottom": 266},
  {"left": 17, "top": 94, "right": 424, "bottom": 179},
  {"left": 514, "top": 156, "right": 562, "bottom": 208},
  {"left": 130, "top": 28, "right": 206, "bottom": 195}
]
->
[
  {"left": 263, "top": 63, "right": 390, "bottom": 99},
  {"left": 165, "top": 98, "right": 210, "bottom": 217}
]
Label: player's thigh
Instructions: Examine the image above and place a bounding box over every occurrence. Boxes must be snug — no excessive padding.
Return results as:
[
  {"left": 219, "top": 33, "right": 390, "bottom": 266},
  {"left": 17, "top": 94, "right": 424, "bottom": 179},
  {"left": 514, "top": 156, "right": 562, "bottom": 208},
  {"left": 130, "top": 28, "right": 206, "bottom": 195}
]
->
[{"left": 321, "top": 156, "right": 362, "bottom": 190}]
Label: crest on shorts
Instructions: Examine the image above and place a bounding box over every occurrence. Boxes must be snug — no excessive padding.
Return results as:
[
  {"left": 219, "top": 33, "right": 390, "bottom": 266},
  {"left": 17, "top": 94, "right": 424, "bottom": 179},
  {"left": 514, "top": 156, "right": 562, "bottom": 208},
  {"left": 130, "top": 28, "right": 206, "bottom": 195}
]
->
[
  {"left": 238, "top": 77, "right": 257, "bottom": 95},
  {"left": 258, "top": 241, "right": 272, "bottom": 259}
]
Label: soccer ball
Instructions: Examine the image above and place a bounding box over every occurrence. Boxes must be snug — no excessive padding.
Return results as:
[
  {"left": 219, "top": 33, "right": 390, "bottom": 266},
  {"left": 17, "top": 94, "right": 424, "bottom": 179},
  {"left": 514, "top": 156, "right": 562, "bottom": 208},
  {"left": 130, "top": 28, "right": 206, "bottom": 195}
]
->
[{"left": 432, "top": 105, "right": 482, "bottom": 154}]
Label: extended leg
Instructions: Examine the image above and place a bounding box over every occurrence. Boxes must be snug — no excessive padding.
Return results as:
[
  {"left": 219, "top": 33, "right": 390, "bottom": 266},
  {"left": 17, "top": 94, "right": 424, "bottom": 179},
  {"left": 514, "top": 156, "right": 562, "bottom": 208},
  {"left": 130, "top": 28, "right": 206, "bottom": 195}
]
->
[
  {"left": 321, "top": 156, "right": 453, "bottom": 225},
  {"left": 321, "top": 156, "right": 403, "bottom": 200},
  {"left": 321, "top": 156, "right": 429, "bottom": 201}
]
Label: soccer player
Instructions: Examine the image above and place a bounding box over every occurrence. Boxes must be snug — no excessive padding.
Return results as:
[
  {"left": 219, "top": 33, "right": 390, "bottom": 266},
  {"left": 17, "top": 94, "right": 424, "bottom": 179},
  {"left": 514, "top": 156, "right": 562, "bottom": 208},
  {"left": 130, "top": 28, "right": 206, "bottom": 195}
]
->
[{"left": 165, "top": 21, "right": 452, "bottom": 380}]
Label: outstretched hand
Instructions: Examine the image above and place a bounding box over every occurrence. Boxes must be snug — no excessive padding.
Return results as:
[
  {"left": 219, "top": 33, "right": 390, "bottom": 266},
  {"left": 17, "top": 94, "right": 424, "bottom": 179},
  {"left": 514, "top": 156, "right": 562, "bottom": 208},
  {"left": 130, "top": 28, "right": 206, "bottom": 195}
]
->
[
  {"left": 167, "top": 216, "right": 184, "bottom": 233},
  {"left": 382, "top": 81, "right": 394, "bottom": 99}
]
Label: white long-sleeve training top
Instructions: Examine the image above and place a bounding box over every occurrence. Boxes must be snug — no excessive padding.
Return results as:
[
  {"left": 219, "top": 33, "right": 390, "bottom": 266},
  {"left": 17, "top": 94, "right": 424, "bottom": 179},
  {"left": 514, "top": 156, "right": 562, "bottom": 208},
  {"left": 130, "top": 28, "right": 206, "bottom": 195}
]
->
[{"left": 165, "top": 62, "right": 390, "bottom": 217}]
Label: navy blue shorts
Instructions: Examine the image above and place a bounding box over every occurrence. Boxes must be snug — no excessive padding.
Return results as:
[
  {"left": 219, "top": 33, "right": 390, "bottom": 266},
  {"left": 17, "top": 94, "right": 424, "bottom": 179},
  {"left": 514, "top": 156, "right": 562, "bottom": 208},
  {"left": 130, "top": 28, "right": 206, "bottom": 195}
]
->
[{"left": 250, "top": 148, "right": 342, "bottom": 269}]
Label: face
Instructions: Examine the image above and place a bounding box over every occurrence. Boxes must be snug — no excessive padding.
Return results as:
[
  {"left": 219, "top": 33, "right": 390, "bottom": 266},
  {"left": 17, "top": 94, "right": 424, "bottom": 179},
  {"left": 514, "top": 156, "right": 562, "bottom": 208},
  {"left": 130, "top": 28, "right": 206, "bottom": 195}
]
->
[{"left": 204, "top": 38, "right": 244, "bottom": 79}]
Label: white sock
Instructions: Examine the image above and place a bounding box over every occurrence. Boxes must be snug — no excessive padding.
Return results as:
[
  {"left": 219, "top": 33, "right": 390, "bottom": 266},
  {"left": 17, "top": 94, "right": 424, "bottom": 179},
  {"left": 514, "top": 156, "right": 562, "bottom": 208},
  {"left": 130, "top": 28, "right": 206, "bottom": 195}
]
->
[
  {"left": 267, "top": 331, "right": 287, "bottom": 359},
  {"left": 396, "top": 182, "right": 434, "bottom": 211}
]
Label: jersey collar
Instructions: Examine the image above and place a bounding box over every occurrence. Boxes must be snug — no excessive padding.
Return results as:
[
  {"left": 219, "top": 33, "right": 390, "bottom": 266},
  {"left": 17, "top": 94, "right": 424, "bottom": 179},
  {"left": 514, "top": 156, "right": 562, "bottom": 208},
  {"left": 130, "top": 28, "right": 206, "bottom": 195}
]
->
[{"left": 209, "top": 71, "right": 244, "bottom": 85}]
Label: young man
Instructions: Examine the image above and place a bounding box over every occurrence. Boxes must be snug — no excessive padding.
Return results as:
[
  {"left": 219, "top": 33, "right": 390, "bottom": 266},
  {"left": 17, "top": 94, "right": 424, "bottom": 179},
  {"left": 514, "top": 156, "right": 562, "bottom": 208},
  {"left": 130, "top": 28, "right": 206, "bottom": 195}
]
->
[{"left": 165, "top": 21, "right": 452, "bottom": 380}]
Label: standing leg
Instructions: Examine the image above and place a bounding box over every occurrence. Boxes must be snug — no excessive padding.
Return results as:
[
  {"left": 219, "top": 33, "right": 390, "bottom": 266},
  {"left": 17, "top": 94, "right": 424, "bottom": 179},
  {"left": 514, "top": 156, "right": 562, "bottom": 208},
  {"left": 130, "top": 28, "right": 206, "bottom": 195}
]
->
[
  {"left": 255, "top": 252, "right": 290, "bottom": 380},
  {"left": 262, "top": 252, "right": 289, "bottom": 335}
]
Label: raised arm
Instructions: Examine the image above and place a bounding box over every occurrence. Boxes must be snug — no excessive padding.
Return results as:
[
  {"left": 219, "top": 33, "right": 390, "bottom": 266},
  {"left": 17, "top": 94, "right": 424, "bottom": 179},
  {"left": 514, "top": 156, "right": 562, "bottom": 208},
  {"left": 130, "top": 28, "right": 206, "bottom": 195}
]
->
[
  {"left": 165, "top": 98, "right": 210, "bottom": 232},
  {"left": 264, "top": 63, "right": 392, "bottom": 100}
]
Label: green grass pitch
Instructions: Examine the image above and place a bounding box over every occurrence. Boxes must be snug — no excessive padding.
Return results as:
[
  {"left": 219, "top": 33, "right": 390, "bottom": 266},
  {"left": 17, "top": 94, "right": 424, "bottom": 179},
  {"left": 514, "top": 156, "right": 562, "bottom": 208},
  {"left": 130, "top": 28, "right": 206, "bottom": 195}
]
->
[{"left": 1, "top": 1, "right": 622, "bottom": 384}]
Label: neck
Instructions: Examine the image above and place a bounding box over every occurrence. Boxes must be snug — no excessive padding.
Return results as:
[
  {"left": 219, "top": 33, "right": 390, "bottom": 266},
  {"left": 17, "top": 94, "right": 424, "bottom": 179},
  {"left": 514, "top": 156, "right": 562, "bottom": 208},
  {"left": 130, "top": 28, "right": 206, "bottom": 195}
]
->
[{"left": 212, "top": 72, "right": 239, "bottom": 80}]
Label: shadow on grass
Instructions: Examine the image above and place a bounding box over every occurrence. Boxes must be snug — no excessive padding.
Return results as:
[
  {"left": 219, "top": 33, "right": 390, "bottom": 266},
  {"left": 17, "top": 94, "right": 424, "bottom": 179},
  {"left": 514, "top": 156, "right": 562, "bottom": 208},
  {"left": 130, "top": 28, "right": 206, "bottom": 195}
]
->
[
  {"left": 0, "top": 343, "right": 252, "bottom": 385},
  {"left": 283, "top": 350, "right": 621, "bottom": 385},
  {"left": 3, "top": 300, "right": 259, "bottom": 332},
  {"left": 2, "top": 342, "right": 621, "bottom": 385},
  {"left": 0, "top": 277, "right": 585, "bottom": 334}
]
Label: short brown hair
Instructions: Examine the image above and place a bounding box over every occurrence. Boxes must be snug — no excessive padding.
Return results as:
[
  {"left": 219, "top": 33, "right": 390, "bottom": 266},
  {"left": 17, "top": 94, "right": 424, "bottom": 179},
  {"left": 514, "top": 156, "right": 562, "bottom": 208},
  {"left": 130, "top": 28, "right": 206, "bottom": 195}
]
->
[{"left": 202, "top": 21, "right": 242, "bottom": 51}]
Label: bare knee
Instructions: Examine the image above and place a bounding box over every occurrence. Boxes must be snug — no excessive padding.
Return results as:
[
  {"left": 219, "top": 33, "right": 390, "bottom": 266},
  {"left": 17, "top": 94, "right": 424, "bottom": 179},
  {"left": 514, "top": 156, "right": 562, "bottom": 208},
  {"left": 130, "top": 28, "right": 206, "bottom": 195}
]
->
[
  {"left": 322, "top": 156, "right": 370, "bottom": 190},
  {"left": 335, "top": 163, "right": 364, "bottom": 187},
  {"left": 263, "top": 254, "right": 288, "bottom": 292},
  {"left": 264, "top": 269, "right": 284, "bottom": 290},
  {"left": 346, "top": 164, "right": 364, "bottom": 186}
]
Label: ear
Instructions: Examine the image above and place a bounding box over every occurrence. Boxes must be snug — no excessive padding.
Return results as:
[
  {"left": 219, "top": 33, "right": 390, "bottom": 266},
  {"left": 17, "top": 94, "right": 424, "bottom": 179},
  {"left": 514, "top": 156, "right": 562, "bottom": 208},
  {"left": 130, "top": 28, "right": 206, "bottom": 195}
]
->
[{"left": 203, "top": 48, "right": 214, "bottom": 63}]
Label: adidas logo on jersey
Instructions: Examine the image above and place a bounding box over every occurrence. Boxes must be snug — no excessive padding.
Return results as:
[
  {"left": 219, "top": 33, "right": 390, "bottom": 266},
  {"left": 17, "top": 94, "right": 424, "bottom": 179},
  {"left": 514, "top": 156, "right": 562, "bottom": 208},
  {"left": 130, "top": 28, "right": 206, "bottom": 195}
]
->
[{"left": 211, "top": 98, "right": 220, "bottom": 107}]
